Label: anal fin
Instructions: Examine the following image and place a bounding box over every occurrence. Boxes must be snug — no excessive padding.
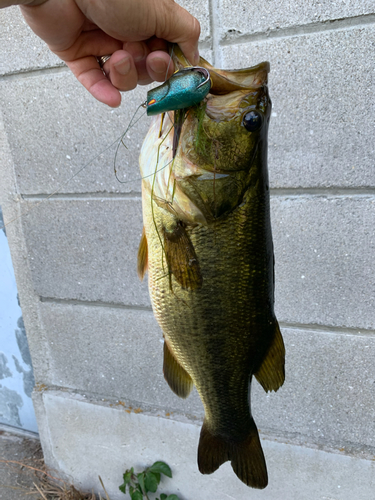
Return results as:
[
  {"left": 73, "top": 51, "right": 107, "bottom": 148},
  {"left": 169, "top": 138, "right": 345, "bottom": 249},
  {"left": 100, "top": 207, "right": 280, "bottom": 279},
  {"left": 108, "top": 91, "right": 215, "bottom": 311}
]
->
[
  {"left": 137, "top": 227, "right": 148, "bottom": 281},
  {"left": 163, "top": 340, "right": 193, "bottom": 399},
  {"left": 198, "top": 418, "right": 268, "bottom": 489},
  {"left": 254, "top": 322, "right": 285, "bottom": 392}
]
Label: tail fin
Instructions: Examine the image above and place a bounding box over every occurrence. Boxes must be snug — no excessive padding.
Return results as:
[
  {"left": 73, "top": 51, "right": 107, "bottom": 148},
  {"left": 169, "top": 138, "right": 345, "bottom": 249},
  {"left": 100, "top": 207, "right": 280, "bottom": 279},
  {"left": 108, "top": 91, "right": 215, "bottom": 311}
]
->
[{"left": 197, "top": 419, "right": 268, "bottom": 489}]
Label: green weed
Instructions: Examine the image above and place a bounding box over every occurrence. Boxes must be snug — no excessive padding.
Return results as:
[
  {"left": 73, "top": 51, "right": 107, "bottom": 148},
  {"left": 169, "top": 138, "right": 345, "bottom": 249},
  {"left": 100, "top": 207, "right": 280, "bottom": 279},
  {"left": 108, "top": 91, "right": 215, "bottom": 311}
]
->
[{"left": 119, "top": 461, "right": 180, "bottom": 500}]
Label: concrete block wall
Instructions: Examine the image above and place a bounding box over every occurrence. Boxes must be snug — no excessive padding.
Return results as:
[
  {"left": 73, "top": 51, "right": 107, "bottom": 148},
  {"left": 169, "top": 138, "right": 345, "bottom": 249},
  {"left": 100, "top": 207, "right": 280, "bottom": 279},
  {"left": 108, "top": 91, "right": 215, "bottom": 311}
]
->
[{"left": 0, "top": 3, "right": 374, "bottom": 499}]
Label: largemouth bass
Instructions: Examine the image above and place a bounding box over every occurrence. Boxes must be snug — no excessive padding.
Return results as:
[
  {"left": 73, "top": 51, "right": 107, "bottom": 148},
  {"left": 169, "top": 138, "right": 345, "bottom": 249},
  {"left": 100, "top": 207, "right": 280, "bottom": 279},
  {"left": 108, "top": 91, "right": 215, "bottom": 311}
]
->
[{"left": 138, "top": 49, "right": 285, "bottom": 489}]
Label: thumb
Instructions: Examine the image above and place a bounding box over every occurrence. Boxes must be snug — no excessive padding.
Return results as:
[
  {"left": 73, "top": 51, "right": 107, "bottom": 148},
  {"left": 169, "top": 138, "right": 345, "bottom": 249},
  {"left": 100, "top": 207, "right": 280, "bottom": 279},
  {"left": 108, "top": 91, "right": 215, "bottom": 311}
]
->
[{"left": 157, "top": 1, "right": 201, "bottom": 65}]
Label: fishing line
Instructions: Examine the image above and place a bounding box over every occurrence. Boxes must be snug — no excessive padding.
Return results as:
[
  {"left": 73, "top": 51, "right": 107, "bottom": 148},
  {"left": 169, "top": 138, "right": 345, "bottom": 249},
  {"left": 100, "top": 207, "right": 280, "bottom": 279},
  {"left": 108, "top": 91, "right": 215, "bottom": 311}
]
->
[
  {"left": 113, "top": 102, "right": 147, "bottom": 183},
  {"left": 0, "top": 107, "right": 173, "bottom": 231},
  {"left": 165, "top": 43, "right": 175, "bottom": 80},
  {"left": 0, "top": 128, "right": 139, "bottom": 231},
  {"left": 0, "top": 44, "right": 180, "bottom": 231},
  {"left": 150, "top": 121, "right": 176, "bottom": 274},
  {"left": 114, "top": 43, "right": 176, "bottom": 184}
]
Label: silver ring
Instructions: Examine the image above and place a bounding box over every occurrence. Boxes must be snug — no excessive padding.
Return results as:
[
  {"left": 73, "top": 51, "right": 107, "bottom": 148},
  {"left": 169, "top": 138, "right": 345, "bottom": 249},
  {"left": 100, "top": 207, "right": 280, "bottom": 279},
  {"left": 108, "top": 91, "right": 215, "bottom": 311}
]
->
[{"left": 97, "top": 55, "right": 112, "bottom": 68}]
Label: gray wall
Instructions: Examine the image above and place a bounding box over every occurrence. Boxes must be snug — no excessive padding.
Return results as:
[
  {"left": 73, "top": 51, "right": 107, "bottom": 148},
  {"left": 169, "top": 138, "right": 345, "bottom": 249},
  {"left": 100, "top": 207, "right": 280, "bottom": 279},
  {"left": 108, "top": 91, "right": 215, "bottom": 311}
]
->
[{"left": 0, "top": 3, "right": 374, "bottom": 499}]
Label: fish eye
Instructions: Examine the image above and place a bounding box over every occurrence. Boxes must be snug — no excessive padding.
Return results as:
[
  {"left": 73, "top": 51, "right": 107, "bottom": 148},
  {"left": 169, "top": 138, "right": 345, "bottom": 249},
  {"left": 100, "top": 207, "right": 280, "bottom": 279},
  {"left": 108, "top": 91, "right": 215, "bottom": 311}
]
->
[{"left": 242, "top": 111, "right": 262, "bottom": 132}]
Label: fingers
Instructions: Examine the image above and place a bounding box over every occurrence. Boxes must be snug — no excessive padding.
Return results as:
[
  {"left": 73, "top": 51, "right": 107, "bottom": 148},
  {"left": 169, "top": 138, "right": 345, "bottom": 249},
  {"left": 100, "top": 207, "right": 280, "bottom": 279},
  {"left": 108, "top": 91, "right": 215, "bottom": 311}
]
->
[
  {"left": 101, "top": 49, "right": 139, "bottom": 90},
  {"left": 65, "top": 40, "right": 174, "bottom": 107},
  {"left": 143, "top": 37, "right": 175, "bottom": 83},
  {"left": 146, "top": 51, "right": 174, "bottom": 83},
  {"left": 104, "top": 42, "right": 174, "bottom": 90},
  {"left": 103, "top": 43, "right": 152, "bottom": 88},
  {"left": 157, "top": 1, "right": 201, "bottom": 65},
  {"left": 22, "top": 0, "right": 200, "bottom": 108},
  {"left": 66, "top": 57, "right": 122, "bottom": 108},
  {"left": 121, "top": 41, "right": 151, "bottom": 85}
]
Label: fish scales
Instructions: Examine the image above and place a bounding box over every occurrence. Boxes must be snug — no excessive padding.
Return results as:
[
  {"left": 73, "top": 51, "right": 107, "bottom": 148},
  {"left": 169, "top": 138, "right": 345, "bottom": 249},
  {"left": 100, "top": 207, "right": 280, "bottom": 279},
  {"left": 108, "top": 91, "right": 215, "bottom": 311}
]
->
[
  {"left": 138, "top": 49, "right": 285, "bottom": 489},
  {"left": 149, "top": 197, "right": 274, "bottom": 417}
]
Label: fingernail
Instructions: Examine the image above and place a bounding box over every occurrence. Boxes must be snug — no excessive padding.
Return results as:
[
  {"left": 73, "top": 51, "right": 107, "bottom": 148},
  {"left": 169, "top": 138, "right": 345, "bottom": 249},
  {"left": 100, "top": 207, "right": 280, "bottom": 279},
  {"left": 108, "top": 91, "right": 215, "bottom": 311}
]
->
[
  {"left": 149, "top": 57, "right": 168, "bottom": 75},
  {"left": 114, "top": 57, "right": 131, "bottom": 76}
]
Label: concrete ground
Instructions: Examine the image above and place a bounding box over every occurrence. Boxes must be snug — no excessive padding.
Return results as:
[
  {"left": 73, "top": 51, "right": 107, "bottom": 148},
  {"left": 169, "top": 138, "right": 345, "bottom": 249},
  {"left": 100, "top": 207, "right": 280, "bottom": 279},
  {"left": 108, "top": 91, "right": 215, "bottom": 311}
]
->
[{"left": 0, "top": 426, "right": 42, "bottom": 500}]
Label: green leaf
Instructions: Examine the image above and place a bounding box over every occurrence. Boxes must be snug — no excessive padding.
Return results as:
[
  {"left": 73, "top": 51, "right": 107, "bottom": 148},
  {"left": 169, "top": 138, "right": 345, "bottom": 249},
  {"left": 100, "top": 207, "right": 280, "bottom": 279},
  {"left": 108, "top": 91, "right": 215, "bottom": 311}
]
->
[
  {"left": 145, "top": 471, "right": 158, "bottom": 493},
  {"left": 124, "top": 471, "right": 132, "bottom": 483},
  {"left": 159, "top": 494, "right": 168, "bottom": 500},
  {"left": 166, "top": 495, "right": 180, "bottom": 500},
  {"left": 149, "top": 461, "right": 172, "bottom": 478},
  {"left": 119, "top": 469, "right": 133, "bottom": 494},
  {"left": 130, "top": 490, "right": 143, "bottom": 500},
  {"left": 137, "top": 472, "right": 146, "bottom": 494}
]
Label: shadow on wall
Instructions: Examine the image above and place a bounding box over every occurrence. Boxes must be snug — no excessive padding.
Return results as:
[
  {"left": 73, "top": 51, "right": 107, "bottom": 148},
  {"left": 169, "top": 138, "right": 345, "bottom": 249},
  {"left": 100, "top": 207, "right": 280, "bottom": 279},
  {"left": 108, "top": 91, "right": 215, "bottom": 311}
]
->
[{"left": 0, "top": 206, "right": 38, "bottom": 433}]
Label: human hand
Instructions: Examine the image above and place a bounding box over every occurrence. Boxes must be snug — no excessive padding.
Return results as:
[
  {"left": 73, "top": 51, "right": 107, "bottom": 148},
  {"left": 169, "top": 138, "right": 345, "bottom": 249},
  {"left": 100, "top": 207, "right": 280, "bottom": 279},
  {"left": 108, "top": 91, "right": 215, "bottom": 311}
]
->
[{"left": 20, "top": 0, "right": 200, "bottom": 107}]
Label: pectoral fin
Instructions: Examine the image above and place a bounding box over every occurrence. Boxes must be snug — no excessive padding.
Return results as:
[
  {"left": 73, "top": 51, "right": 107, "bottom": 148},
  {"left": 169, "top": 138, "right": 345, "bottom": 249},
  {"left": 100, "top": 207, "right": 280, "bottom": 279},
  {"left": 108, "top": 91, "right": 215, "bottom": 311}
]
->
[
  {"left": 163, "top": 221, "right": 202, "bottom": 290},
  {"left": 163, "top": 340, "right": 193, "bottom": 398},
  {"left": 254, "top": 322, "right": 285, "bottom": 392},
  {"left": 137, "top": 227, "right": 148, "bottom": 281}
]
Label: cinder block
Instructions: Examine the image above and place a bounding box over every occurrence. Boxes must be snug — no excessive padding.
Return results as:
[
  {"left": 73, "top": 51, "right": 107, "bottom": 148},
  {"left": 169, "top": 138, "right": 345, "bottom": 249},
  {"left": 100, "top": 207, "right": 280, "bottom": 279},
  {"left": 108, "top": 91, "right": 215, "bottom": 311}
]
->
[
  {"left": 218, "top": 0, "right": 375, "bottom": 41},
  {"left": 222, "top": 26, "right": 375, "bottom": 188},
  {"left": 34, "top": 389, "right": 375, "bottom": 500},
  {"left": 0, "top": 71, "right": 150, "bottom": 195},
  {"left": 0, "top": 109, "right": 52, "bottom": 385},
  {"left": 0, "top": 7, "right": 62, "bottom": 75},
  {"left": 271, "top": 195, "right": 375, "bottom": 329},
  {"left": 38, "top": 301, "right": 203, "bottom": 416},
  {"left": 36, "top": 299, "right": 375, "bottom": 454},
  {"left": 254, "top": 326, "right": 375, "bottom": 454},
  {"left": 21, "top": 198, "right": 150, "bottom": 306},
  {"left": 21, "top": 195, "right": 375, "bottom": 330}
]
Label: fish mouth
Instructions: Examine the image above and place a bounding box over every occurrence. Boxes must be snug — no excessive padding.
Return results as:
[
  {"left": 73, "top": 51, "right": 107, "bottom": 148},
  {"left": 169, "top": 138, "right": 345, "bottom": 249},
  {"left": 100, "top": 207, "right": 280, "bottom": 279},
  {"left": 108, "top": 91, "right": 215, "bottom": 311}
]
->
[
  {"left": 169, "top": 45, "right": 270, "bottom": 153},
  {"left": 171, "top": 45, "right": 270, "bottom": 94}
]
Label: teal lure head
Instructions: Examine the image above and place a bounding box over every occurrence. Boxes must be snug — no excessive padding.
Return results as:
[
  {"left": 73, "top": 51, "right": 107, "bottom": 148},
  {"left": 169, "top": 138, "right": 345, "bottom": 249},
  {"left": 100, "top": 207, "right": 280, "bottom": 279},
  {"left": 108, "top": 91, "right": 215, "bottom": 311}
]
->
[{"left": 146, "top": 67, "right": 211, "bottom": 116}]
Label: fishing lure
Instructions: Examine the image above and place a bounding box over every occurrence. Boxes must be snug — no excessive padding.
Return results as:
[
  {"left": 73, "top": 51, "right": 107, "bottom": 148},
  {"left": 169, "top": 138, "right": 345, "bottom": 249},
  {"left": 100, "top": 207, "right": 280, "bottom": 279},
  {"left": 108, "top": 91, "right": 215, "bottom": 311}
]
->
[
  {"left": 146, "top": 67, "right": 211, "bottom": 116},
  {"left": 1, "top": 64, "right": 211, "bottom": 229}
]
